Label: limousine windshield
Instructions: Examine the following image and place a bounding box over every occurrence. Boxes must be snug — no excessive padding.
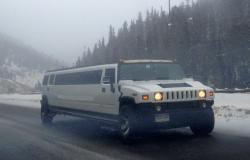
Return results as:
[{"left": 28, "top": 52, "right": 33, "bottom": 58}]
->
[{"left": 119, "top": 63, "right": 185, "bottom": 81}]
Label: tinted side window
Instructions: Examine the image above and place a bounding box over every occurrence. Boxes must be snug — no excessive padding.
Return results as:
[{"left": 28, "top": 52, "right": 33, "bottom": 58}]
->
[
  {"left": 49, "top": 75, "right": 55, "bottom": 85},
  {"left": 105, "top": 68, "right": 115, "bottom": 83},
  {"left": 55, "top": 73, "right": 78, "bottom": 85},
  {"left": 82, "top": 70, "right": 102, "bottom": 84},
  {"left": 42, "top": 75, "right": 49, "bottom": 85},
  {"left": 55, "top": 74, "right": 66, "bottom": 85},
  {"left": 55, "top": 70, "right": 102, "bottom": 85}
]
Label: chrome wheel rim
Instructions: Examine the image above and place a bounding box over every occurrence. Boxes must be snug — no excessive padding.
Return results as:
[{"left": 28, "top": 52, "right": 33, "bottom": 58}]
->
[{"left": 121, "top": 116, "right": 130, "bottom": 136}]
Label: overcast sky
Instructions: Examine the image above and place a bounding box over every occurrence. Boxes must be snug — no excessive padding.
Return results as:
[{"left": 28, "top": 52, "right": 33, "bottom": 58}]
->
[{"left": 0, "top": 0, "right": 185, "bottom": 64}]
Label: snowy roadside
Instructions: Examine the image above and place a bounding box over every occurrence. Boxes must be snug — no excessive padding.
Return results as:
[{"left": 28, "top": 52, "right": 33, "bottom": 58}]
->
[
  {"left": 214, "top": 93, "right": 250, "bottom": 120},
  {"left": 0, "top": 94, "right": 41, "bottom": 108},
  {"left": 214, "top": 93, "right": 250, "bottom": 109}
]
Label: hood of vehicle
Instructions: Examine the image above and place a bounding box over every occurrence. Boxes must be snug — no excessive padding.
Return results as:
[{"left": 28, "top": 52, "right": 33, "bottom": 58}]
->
[{"left": 119, "top": 79, "right": 211, "bottom": 93}]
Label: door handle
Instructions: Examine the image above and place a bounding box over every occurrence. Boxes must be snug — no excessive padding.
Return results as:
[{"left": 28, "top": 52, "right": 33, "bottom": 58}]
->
[{"left": 102, "top": 87, "right": 106, "bottom": 93}]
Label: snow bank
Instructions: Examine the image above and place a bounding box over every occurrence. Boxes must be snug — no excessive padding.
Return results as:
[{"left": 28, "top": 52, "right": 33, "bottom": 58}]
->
[
  {"left": 0, "top": 78, "right": 32, "bottom": 94},
  {"left": 0, "top": 94, "right": 41, "bottom": 108},
  {"left": 214, "top": 93, "right": 250, "bottom": 109},
  {"left": 214, "top": 93, "right": 250, "bottom": 121}
]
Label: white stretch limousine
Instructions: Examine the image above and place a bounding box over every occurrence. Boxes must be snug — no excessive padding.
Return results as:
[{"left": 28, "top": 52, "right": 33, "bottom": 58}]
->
[{"left": 41, "top": 60, "right": 215, "bottom": 138}]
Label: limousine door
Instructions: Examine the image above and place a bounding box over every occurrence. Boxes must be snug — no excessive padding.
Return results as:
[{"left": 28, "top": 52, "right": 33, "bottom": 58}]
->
[{"left": 100, "top": 68, "right": 119, "bottom": 115}]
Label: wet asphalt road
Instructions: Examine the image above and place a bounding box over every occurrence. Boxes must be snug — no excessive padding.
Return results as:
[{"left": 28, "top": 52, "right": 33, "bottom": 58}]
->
[{"left": 0, "top": 104, "right": 250, "bottom": 160}]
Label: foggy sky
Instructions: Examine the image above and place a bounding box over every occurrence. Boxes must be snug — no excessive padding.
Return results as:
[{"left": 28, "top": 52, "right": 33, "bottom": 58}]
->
[{"left": 0, "top": 0, "right": 185, "bottom": 64}]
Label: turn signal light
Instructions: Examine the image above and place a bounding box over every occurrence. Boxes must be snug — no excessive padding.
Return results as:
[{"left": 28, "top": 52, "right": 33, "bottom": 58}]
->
[
  {"left": 209, "top": 91, "right": 214, "bottom": 97},
  {"left": 142, "top": 95, "right": 149, "bottom": 100}
]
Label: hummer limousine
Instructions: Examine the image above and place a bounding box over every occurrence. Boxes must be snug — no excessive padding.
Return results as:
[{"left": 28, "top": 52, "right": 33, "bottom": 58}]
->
[{"left": 41, "top": 59, "right": 215, "bottom": 138}]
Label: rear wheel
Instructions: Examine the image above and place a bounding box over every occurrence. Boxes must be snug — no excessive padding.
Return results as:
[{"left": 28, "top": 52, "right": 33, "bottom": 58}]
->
[
  {"left": 41, "top": 99, "right": 55, "bottom": 125},
  {"left": 190, "top": 108, "right": 215, "bottom": 136},
  {"left": 119, "top": 105, "right": 138, "bottom": 139}
]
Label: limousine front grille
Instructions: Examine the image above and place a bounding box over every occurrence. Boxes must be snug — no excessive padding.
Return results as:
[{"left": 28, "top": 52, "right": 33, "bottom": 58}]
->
[{"left": 166, "top": 90, "right": 198, "bottom": 101}]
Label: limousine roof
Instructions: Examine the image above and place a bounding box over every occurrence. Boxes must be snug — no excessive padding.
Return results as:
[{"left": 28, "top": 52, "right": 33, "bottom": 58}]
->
[
  {"left": 46, "top": 59, "right": 173, "bottom": 74},
  {"left": 120, "top": 59, "right": 173, "bottom": 63},
  {"left": 47, "top": 63, "right": 117, "bottom": 74}
]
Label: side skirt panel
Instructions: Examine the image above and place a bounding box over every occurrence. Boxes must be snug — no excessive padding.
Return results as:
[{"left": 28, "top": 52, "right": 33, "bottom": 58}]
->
[{"left": 50, "top": 106, "right": 120, "bottom": 125}]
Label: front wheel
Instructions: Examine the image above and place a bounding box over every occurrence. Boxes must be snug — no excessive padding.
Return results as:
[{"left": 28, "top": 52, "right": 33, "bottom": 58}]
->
[
  {"left": 41, "top": 99, "right": 54, "bottom": 125},
  {"left": 190, "top": 108, "right": 215, "bottom": 136},
  {"left": 119, "top": 105, "right": 138, "bottom": 139}
]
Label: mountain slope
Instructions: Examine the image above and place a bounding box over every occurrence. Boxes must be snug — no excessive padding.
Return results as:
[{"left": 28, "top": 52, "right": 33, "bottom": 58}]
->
[{"left": 0, "top": 33, "right": 62, "bottom": 93}]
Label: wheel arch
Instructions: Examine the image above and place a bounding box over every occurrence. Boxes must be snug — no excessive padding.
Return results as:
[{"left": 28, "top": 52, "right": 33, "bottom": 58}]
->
[
  {"left": 119, "top": 96, "right": 135, "bottom": 114},
  {"left": 42, "top": 95, "right": 47, "bottom": 101},
  {"left": 41, "top": 95, "right": 48, "bottom": 104}
]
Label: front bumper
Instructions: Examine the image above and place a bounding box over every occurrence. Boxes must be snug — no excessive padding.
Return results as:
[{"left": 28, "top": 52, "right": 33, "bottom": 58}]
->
[{"left": 134, "top": 100, "right": 214, "bottom": 129}]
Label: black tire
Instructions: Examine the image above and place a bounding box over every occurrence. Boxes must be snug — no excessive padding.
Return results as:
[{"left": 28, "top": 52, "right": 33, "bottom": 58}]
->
[
  {"left": 41, "top": 98, "right": 54, "bottom": 125},
  {"left": 119, "top": 105, "right": 138, "bottom": 139},
  {"left": 190, "top": 108, "right": 215, "bottom": 136}
]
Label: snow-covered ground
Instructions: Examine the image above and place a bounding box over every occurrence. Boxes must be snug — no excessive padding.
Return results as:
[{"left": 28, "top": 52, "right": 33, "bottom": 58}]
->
[
  {"left": 212, "top": 93, "right": 250, "bottom": 137},
  {"left": 214, "top": 93, "right": 250, "bottom": 120},
  {"left": 215, "top": 93, "right": 250, "bottom": 109},
  {"left": 0, "top": 93, "right": 41, "bottom": 108},
  {"left": 1, "top": 59, "right": 43, "bottom": 90}
]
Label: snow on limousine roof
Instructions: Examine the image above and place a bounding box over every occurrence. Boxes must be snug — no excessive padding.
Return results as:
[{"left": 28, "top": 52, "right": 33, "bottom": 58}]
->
[{"left": 46, "top": 59, "right": 174, "bottom": 74}]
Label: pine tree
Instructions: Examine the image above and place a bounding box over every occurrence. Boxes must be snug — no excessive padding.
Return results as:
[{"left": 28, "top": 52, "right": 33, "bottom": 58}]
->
[{"left": 76, "top": 0, "right": 250, "bottom": 89}]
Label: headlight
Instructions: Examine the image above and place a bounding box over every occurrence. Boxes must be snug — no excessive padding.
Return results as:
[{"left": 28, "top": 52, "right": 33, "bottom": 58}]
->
[
  {"left": 198, "top": 90, "right": 206, "bottom": 98},
  {"left": 154, "top": 92, "right": 163, "bottom": 101}
]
